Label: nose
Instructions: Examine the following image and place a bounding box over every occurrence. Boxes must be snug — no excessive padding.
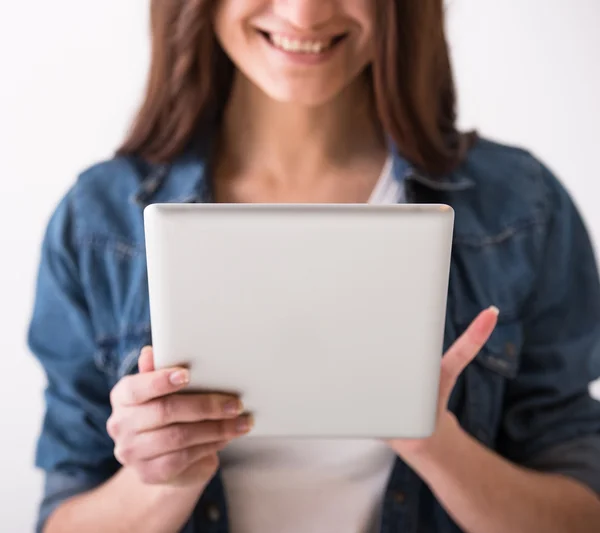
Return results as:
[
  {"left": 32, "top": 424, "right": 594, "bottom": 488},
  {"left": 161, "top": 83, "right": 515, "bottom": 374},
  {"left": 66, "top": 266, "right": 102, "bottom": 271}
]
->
[{"left": 273, "top": 0, "right": 336, "bottom": 30}]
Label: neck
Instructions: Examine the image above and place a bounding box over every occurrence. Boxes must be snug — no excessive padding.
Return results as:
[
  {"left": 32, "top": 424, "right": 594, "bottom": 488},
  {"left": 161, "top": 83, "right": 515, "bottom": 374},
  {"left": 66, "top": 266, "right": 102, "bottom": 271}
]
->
[{"left": 216, "top": 71, "right": 387, "bottom": 185}]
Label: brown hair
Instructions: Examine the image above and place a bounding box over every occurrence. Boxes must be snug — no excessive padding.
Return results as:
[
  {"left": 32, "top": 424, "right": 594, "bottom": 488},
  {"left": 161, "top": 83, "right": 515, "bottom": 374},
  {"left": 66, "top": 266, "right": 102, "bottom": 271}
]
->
[{"left": 118, "top": 0, "right": 471, "bottom": 177}]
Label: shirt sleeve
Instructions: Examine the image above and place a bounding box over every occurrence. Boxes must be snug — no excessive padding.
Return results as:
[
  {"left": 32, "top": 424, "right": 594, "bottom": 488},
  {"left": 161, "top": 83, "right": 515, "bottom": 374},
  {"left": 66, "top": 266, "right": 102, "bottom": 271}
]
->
[
  {"left": 27, "top": 191, "right": 119, "bottom": 532},
  {"left": 523, "top": 435, "right": 600, "bottom": 495},
  {"left": 497, "top": 161, "right": 600, "bottom": 491}
]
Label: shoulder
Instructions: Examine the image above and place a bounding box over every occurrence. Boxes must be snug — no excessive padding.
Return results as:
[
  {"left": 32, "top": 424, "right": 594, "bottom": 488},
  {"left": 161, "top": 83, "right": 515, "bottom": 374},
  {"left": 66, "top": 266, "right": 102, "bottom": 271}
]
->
[
  {"left": 461, "top": 136, "right": 566, "bottom": 213},
  {"left": 45, "top": 156, "right": 148, "bottom": 259},
  {"left": 449, "top": 136, "right": 573, "bottom": 247},
  {"left": 444, "top": 137, "right": 596, "bottom": 325},
  {"left": 73, "top": 155, "right": 146, "bottom": 233},
  {"left": 74, "top": 156, "right": 144, "bottom": 202}
]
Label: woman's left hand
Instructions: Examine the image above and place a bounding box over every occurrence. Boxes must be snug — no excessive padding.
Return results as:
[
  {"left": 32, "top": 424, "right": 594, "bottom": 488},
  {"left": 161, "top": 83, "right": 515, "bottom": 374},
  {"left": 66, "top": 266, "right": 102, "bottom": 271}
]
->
[{"left": 388, "top": 306, "right": 499, "bottom": 463}]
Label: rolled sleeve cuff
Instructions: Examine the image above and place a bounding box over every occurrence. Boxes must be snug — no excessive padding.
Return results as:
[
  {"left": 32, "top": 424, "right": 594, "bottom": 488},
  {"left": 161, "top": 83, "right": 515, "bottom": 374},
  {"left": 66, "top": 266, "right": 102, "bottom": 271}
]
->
[
  {"left": 524, "top": 435, "right": 600, "bottom": 495},
  {"left": 37, "top": 471, "right": 105, "bottom": 533}
]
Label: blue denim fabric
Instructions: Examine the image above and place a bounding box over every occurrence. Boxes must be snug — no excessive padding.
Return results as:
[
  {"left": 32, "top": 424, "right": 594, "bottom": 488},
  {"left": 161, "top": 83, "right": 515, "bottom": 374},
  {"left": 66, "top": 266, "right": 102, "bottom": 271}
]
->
[{"left": 28, "top": 136, "right": 600, "bottom": 532}]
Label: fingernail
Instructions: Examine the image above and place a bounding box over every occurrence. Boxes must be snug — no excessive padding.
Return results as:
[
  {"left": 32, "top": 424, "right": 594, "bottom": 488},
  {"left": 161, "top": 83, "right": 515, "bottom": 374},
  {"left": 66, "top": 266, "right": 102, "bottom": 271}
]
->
[
  {"left": 169, "top": 369, "right": 189, "bottom": 386},
  {"left": 223, "top": 400, "right": 243, "bottom": 415},
  {"left": 236, "top": 414, "right": 254, "bottom": 433},
  {"left": 488, "top": 306, "right": 500, "bottom": 316}
]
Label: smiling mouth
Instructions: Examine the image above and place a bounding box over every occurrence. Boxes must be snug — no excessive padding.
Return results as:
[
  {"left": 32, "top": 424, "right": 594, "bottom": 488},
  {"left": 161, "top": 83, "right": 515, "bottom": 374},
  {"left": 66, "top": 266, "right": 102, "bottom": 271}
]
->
[{"left": 257, "top": 30, "right": 348, "bottom": 54}]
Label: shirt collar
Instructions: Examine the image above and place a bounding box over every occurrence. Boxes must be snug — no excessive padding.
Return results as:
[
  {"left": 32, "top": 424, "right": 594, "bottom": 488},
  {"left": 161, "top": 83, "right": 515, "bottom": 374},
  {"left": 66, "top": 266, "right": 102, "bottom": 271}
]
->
[
  {"left": 386, "top": 136, "right": 475, "bottom": 192},
  {"left": 130, "top": 137, "right": 211, "bottom": 207}
]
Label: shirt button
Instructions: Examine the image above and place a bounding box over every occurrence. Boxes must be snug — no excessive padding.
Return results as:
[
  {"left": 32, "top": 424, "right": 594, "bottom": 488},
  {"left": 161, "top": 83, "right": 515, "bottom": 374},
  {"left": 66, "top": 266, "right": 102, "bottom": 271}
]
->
[
  {"left": 505, "top": 342, "right": 517, "bottom": 358},
  {"left": 205, "top": 503, "right": 221, "bottom": 522},
  {"left": 393, "top": 491, "right": 406, "bottom": 504}
]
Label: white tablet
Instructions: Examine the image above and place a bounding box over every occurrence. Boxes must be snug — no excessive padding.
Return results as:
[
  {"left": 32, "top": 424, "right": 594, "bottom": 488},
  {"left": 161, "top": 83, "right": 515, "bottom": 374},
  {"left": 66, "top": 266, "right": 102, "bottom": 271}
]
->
[{"left": 144, "top": 204, "right": 454, "bottom": 439}]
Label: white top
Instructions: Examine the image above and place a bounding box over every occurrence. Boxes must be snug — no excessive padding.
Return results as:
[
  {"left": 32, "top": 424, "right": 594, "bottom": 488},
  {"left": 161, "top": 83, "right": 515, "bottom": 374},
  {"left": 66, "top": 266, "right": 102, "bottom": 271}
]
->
[
  {"left": 368, "top": 155, "right": 403, "bottom": 204},
  {"left": 219, "top": 156, "right": 402, "bottom": 533}
]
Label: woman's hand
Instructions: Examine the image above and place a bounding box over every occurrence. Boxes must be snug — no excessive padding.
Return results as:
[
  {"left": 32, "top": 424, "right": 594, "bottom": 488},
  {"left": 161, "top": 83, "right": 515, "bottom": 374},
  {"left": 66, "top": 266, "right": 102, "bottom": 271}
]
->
[
  {"left": 388, "top": 306, "right": 499, "bottom": 461},
  {"left": 107, "top": 347, "right": 253, "bottom": 488}
]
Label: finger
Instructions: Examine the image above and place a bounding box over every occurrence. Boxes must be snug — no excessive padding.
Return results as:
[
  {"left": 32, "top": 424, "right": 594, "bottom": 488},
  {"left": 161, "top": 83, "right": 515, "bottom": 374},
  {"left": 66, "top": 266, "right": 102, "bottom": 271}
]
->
[
  {"left": 126, "top": 416, "right": 254, "bottom": 461},
  {"left": 138, "top": 450, "right": 222, "bottom": 486},
  {"left": 438, "top": 306, "right": 499, "bottom": 403},
  {"left": 173, "top": 454, "right": 221, "bottom": 487},
  {"left": 115, "top": 394, "right": 244, "bottom": 434},
  {"left": 138, "top": 346, "right": 155, "bottom": 374},
  {"left": 110, "top": 367, "right": 190, "bottom": 407}
]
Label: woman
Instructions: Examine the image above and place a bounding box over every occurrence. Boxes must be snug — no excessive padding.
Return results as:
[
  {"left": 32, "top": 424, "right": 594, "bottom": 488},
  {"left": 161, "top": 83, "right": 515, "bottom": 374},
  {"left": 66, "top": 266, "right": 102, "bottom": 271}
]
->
[{"left": 28, "top": 1, "right": 600, "bottom": 532}]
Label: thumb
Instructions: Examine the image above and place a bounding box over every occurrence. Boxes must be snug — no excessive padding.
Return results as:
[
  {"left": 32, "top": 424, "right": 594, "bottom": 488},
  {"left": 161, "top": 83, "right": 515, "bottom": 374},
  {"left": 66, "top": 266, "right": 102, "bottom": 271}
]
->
[
  {"left": 437, "top": 306, "right": 498, "bottom": 406},
  {"left": 138, "top": 346, "right": 155, "bottom": 373}
]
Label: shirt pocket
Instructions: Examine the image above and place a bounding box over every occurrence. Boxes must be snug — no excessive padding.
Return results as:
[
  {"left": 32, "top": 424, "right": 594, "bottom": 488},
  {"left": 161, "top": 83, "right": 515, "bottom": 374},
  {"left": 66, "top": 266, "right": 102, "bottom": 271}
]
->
[
  {"left": 95, "top": 326, "right": 152, "bottom": 386},
  {"left": 462, "top": 320, "right": 523, "bottom": 445}
]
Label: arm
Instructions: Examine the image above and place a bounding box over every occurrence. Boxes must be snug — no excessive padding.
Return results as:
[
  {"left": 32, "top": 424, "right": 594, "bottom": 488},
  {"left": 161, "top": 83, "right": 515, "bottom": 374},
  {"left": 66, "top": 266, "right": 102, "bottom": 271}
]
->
[
  {"left": 391, "top": 163, "right": 600, "bottom": 532},
  {"left": 28, "top": 192, "right": 201, "bottom": 533},
  {"left": 44, "top": 467, "right": 204, "bottom": 533},
  {"left": 406, "top": 416, "right": 600, "bottom": 533}
]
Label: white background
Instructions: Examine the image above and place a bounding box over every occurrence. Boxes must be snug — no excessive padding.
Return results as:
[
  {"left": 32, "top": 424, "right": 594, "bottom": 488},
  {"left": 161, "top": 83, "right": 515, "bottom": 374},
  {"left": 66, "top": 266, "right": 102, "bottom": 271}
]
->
[{"left": 1, "top": 0, "right": 599, "bottom": 531}]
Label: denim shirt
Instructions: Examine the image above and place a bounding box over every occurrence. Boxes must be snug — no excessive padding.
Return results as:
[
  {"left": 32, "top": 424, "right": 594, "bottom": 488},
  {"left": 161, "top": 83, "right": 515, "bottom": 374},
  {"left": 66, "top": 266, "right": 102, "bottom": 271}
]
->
[{"left": 28, "top": 136, "right": 600, "bottom": 533}]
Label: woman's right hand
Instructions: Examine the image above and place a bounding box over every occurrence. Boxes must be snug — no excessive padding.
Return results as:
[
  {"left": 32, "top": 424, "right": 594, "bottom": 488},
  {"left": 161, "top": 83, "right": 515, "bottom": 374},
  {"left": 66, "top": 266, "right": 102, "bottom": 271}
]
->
[{"left": 107, "top": 346, "right": 253, "bottom": 488}]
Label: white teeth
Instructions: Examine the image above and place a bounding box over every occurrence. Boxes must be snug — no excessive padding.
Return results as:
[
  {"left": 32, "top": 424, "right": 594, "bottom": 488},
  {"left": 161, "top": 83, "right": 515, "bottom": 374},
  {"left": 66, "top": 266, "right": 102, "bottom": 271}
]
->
[{"left": 268, "top": 33, "right": 332, "bottom": 54}]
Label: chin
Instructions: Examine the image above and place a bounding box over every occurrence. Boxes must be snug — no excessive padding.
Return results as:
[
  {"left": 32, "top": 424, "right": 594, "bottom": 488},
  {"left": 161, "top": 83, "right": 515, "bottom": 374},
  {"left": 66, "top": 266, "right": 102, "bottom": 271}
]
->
[{"left": 258, "top": 79, "right": 352, "bottom": 108}]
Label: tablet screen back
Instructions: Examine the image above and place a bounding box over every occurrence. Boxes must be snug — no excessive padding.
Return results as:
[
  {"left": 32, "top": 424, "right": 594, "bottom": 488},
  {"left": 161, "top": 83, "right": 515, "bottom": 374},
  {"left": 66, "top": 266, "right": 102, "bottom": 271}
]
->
[{"left": 144, "top": 204, "right": 453, "bottom": 438}]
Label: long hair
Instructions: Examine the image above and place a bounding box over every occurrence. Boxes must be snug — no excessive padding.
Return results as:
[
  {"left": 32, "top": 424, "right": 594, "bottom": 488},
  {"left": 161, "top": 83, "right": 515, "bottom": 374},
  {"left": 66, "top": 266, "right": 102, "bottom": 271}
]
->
[{"left": 118, "top": 0, "right": 471, "bottom": 177}]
